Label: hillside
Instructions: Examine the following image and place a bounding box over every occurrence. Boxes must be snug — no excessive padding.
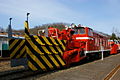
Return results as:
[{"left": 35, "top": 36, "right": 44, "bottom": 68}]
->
[{"left": 13, "top": 23, "right": 68, "bottom": 35}]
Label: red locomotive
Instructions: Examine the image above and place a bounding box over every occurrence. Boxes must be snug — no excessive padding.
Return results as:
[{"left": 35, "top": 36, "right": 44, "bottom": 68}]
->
[
  {"left": 38, "top": 24, "right": 119, "bottom": 65},
  {"left": 108, "top": 40, "right": 119, "bottom": 54}
]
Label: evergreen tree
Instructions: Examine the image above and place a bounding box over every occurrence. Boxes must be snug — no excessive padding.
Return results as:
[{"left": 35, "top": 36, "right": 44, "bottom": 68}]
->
[{"left": 110, "top": 33, "right": 117, "bottom": 40}]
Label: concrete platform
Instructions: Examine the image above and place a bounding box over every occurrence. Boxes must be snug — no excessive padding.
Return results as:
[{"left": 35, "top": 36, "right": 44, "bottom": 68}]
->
[{"left": 26, "top": 53, "right": 120, "bottom": 80}]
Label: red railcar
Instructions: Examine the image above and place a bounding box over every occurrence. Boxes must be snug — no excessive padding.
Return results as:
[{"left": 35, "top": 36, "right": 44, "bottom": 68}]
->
[
  {"left": 39, "top": 25, "right": 119, "bottom": 65},
  {"left": 65, "top": 26, "right": 111, "bottom": 60},
  {"left": 71, "top": 27, "right": 110, "bottom": 53}
]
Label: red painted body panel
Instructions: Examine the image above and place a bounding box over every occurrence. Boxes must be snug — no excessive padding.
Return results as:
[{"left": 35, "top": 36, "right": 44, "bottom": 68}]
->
[
  {"left": 110, "top": 44, "right": 118, "bottom": 54},
  {"left": 47, "top": 26, "right": 119, "bottom": 65}
]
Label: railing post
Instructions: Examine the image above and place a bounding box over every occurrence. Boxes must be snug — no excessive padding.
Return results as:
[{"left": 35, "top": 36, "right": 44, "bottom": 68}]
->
[{"left": 100, "top": 43, "right": 104, "bottom": 60}]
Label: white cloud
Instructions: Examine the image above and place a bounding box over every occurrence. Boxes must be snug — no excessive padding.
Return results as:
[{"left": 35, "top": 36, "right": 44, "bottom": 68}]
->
[
  {"left": 0, "top": 0, "right": 120, "bottom": 35},
  {"left": 0, "top": 0, "right": 85, "bottom": 22},
  {"left": 0, "top": 0, "right": 83, "bottom": 29}
]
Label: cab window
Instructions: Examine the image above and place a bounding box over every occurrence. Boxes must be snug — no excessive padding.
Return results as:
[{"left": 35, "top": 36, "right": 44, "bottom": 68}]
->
[
  {"left": 74, "top": 28, "right": 85, "bottom": 34},
  {"left": 88, "top": 29, "right": 93, "bottom": 36}
]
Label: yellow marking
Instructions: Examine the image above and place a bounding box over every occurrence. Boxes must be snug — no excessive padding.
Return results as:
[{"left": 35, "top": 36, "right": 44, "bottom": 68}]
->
[
  {"left": 41, "top": 55, "right": 54, "bottom": 69},
  {"left": 25, "top": 34, "right": 30, "bottom": 38},
  {"left": 24, "top": 21, "right": 30, "bottom": 33},
  {"left": 16, "top": 46, "right": 26, "bottom": 58},
  {"left": 23, "top": 45, "right": 27, "bottom": 58},
  {"left": 27, "top": 47, "right": 47, "bottom": 70},
  {"left": 41, "top": 46, "right": 51, "bottom": 54},
  {"left": 49, "top": 46, "right": 58, "bottom": 54},
  {"left": 104, "top": 65, "right": 120, "bottom": 80},
  {"left": 23, "top": 53, "right": 26, "bottom": 58},
  {"left": 55, "top": 55, "right": 65, "bottom": 66},
  {"left": 42, "top": 36, "right": 52, "bottom": 45},
  {"left": 57, "top": 39, "right": 65, "bottom": 50},
  {"left": 26, "top": 38, "right": 44, "bottom": 55},
  {"left": 10, "top": 41, "right": 24, "bottom": 58},
  {"left": 50, "top": 37, "right": 58, "bottom": 45},
  {"left": 28, "top": 61, "right": 38, "bottom": 71},
  {"left": 25, "top": 34, "right": 30, "bottom": 39},
  {"left": 48, "top": 55, "right": 60, "bottom": 67},
  {"left": 33, "top": 36, "right": 45, "bottom": 45},
  {"left": 57, "top": 39, "right": 62, "bottom": 45},
  {"left": 9, "top": 39, "right": 19, "bottom": 50},
  {"left": 56, "top": 46, "right": 63, "bottom": 55},
  {"left": 63, "top": 40, "right": 67, "bottom": 44}
]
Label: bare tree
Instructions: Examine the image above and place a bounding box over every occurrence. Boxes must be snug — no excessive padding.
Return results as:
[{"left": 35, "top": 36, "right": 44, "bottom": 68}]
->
[{"left": 0, "top": 26, "right": 5, "bottom": 32}]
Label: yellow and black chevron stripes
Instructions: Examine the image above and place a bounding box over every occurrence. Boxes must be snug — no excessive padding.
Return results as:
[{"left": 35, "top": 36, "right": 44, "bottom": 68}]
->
[
  {"left": 26, "top": 35, "right": 66, "bottom": 71},
  {"left": 24, "top": 21, "right": 67, "bottom": 71},
  {"left": 26, "top": 46, "right": 47, "bottom": 71},
  {"left": 26, "top": 35, "right": 66, "bottom": 55},
  {"left": 9, "top": 39, "right": 26, "bottom": 59},
  {"left": 24, "top": 21, "right": 30, "bottom": 38},
  {"left": 26, "top": 44, "right": 65, "bottom": 71}
]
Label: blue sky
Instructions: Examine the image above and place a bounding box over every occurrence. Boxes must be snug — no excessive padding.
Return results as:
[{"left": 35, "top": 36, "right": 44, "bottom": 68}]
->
[{"left": 0, "top": 0, "right": 120, "bottom": 35}]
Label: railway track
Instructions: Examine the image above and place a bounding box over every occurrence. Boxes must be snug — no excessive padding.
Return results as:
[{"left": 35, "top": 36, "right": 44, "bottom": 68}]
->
[
  {"left": 0, "top": 57, "right": 10, "bottom": 61},
  {"left": 0, "top": 68, "right": 43, "bottom": 80},
  {"left": 0, "top": 55, "right": 103, "bottom": 80},
  {"left": 104, "top": 64, "right": 120, "bottom": 80},
  {"left": 0, "top": 69, "right": 28, "bottom": 80},
  {"left": 0, "top": 68, "right": 62, "bottom": 80},
  {"left": 0, "top": 60, "right": 86, "bottom": 80}
]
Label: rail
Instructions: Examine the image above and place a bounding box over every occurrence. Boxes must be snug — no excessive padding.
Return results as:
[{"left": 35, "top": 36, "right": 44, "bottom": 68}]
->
[{"left": 104, "top": 64, "right": 120, "bottom": 80}]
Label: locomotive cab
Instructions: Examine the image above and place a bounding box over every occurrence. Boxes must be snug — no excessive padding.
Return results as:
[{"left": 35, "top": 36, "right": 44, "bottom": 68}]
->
[
  {"left": 72, "top": 27, "right": 93, "bottom": 41},
  {"left": 71, "top": 27, "right": 93, "bottom": 48},
  {"left": 74, "top": 27, "right": 86, "bottom": 35}
]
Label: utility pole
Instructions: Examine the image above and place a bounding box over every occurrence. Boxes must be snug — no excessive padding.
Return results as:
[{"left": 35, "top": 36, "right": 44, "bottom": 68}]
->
[
  {"left": 27, "top": 13, "right": 30, "bottom": 22},
  {"left": 26, "top": 13, "right": 30, "bottom": 33},
  {"left": 8, "top": 18, "right": 12, "bottom": 38}
]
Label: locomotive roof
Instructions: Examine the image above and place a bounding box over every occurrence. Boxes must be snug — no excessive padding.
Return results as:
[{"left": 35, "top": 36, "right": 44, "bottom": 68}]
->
[{"left": 93, "top": 30, "right": 110, "bottom": 38}]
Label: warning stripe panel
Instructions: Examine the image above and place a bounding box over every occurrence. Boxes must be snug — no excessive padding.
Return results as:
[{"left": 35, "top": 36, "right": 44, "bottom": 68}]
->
[
  {"left": 26, "top": 35, "right": 66, "bottom": 71},
  {"left": 50, "top": 37, "right": 58, "bottom": 45},
  {"left": 26, "top": 38, "right": 44, "bottom": 54},
  {"left": 24, "top": 21, "right": 67, "bottom": 71},
  {"left": 55, "top": 55, "right": 65, "bottom": 66},
  {"left": 28, "top": 61, "right": 38, "bottom": 71},
  {"left": 33, "top": 36, "right": 45, "bottom": 45},
  {"left": 9, "top": 28, "right": 67, "bottom": 71},
  {"left": 27, "top": 37, "right": 65, "bottom": 70},
  {"left": 9, "top": 39, "right": 26, "bottom": 59},
  {"left": 9, "top": 39, "right": 19, "bottom": 50},
  {"left": 26, "top": 39, "right": 57, "bottom": 69},
  {"left": 26, "top": 46, "right": 47, "bottom": 71},
  {"left": 16, "top": 46, "right": 26, "bottom": 58},
  {"left": 57, "top": 39, "right": 66, "bottom": 50},
  {"left": 27, "top": 54, "right": 44, "bottom": 71},
  {"left": 40, "top": 56, "right": 54, "bottom": 69},
  {"left": 42, "top": 36, "right": 52, "bottom": 45},
  {"left": 11, "top": 40, "right": 24, "bottom": 58}
]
